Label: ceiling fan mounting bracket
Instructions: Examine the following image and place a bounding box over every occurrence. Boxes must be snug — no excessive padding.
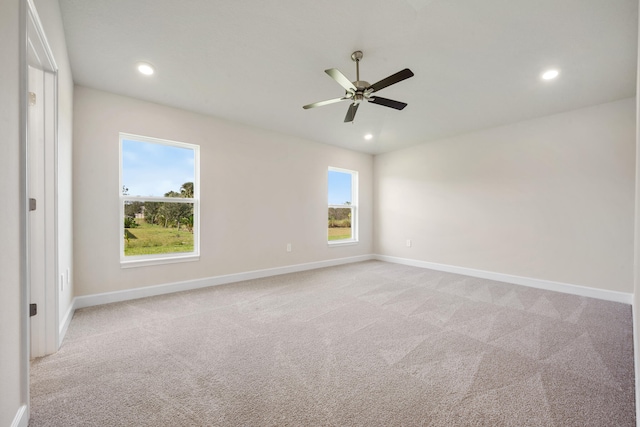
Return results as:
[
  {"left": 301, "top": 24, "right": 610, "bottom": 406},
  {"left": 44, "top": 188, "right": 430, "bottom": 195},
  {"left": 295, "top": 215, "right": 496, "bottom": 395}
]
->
[{"left": 351, "top": 51, "right": 363, "bottom": 62}]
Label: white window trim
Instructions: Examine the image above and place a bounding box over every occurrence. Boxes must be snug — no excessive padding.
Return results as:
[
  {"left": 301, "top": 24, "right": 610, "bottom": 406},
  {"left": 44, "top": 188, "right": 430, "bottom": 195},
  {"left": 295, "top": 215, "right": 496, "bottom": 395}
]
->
[
  {"left": 119, "top": 132, "right": 200, "bottom": 267},
  {"left": 328, "top": 166, "right": 358, "bottom": 245}
]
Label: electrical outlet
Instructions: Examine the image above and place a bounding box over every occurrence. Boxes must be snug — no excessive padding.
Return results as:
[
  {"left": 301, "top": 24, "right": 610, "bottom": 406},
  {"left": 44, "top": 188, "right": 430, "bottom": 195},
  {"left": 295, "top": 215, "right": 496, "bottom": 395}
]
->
[
  {"left": 286, "top": 243, "right": 292, "bottom": 252},
  {"left": 406, "top": 239, "right": 412, "bottom": 248}
]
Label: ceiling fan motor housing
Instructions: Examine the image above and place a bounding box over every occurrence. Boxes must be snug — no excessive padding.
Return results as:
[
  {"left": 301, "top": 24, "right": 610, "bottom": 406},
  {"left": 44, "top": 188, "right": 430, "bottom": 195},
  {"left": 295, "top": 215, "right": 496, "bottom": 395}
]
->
[{"left": 349, "top": 82, "right": 370, "bottom": 104}]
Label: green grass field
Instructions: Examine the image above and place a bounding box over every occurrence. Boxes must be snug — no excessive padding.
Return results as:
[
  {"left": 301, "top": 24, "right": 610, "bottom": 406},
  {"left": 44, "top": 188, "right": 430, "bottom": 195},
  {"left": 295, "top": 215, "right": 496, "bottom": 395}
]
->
[
  {"left": 125, "top": 221, "right": 350, "bottom": 254},
  {"left": 124, "top": 220, "right": 194, "bottom": 256},
  {"left": 328, "top": 227, "right": 352, "bottom": 241}
]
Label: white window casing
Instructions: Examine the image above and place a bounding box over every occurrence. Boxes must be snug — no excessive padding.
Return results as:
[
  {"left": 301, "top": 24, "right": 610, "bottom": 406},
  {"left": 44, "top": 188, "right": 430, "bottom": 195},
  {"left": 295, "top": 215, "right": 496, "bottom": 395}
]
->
[{"left": 119, "top": 133, "right": 200, "bottom": 267}]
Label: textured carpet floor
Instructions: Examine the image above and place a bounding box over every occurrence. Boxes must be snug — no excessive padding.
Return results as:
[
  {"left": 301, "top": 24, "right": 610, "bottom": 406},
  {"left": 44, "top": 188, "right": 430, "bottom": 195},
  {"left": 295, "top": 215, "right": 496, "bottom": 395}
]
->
[{"left": 30, "top": 261, "right": 635, "bottom": 426}]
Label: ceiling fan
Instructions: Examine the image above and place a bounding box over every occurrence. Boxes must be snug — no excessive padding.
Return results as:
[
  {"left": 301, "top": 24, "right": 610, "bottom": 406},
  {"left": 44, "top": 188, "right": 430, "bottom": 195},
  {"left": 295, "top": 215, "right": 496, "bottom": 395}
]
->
[{"left": 303, "top": 50, "right": 414, "bottom": 123}]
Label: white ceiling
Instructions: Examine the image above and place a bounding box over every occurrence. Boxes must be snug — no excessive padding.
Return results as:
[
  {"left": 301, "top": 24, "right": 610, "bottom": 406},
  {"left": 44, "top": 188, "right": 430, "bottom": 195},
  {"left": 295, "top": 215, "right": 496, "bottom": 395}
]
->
[{"left": 58, "top": 0, "right": 638, "bottom": 154}]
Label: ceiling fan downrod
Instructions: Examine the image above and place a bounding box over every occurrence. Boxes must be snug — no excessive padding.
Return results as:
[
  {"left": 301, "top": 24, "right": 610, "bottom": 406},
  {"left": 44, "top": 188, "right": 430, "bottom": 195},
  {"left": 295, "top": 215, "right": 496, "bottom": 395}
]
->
[{"left": 352, "top": 50, "right": 363, "bottom": 86}]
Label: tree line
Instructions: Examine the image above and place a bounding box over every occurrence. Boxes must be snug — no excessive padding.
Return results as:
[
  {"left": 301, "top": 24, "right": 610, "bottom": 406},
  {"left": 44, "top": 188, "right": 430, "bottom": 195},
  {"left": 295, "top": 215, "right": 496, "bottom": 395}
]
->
[
  {"left": 328, "top": 202, "right": 351, "bottom": 228},
  {"left": 124, "top": 182, "right": 194, "bottom": 232}
]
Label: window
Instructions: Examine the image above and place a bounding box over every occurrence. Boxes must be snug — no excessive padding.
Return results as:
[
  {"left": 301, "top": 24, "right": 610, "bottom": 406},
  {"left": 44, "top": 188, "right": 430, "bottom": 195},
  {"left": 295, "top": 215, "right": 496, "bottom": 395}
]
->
[
  {"left": 328, "top": 167, "right": 358, "bottom": 244},
  {"left": 120, "top": 133, "right": 199, "bottom": 266}
]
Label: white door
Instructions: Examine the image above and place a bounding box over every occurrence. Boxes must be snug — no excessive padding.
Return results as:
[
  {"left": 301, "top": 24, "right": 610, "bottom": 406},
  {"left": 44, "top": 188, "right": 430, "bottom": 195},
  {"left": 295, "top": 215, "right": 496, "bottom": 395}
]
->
[{"left": 27, "top": 5, "right": 58, "bottom": 359}]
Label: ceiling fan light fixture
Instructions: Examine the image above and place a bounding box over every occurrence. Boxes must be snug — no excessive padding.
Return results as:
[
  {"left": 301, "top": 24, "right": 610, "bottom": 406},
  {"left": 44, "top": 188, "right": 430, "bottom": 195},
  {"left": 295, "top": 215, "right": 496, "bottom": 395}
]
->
[
  {"left": 541, "top": 69, "right": 559, "bottom": 80},
  {"left": 137, "top": 62, "right": 155, "bottom": 76}
]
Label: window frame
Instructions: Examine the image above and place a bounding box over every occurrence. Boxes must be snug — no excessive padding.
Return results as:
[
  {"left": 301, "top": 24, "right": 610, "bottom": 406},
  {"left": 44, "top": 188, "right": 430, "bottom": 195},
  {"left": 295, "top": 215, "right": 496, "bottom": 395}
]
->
[
  {"left": 119, "top": 132, "right": 200, "bottom": 267},
  {"left": 327, "top": 166, "right": 358, "bottom": 245}
]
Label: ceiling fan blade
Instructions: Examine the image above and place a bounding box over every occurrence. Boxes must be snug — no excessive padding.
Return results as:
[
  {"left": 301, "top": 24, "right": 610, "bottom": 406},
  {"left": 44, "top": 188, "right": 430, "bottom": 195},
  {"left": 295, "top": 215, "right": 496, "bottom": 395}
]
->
[
  {"left": 325, "top": 68, "right": 357, "bottom": 92},
  {"left": 344, "top": 103, "right": 359, "bottom": 123},
  {"left": 368, "top": 68, "right": 414, "bottom": 93},
  {"left": 303, "top": 97, "right": 350, "bottom": 109},
  {"left": 369, "top": 96, "right": 407, "bottom": 110}
]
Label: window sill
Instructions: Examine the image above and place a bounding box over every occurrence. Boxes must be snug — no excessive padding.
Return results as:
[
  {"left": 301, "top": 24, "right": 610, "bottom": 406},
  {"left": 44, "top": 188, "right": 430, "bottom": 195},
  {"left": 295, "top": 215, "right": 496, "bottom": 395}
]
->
[
  {"left": 328, "top": 240, "right": 359, "bottom": 247},
  {"left": 120, "top": 254, "right": 200, "bottom": 269}
]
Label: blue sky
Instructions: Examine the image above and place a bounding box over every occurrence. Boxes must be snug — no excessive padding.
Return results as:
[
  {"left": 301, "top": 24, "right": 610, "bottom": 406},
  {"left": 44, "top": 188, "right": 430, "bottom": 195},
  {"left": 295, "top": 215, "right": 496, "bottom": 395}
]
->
[
  {"left": 328, "top": 170, "right": 352, "bottom": 205},
  {"left": 122, "top": 139, "right": 194, "bottom": 197}
]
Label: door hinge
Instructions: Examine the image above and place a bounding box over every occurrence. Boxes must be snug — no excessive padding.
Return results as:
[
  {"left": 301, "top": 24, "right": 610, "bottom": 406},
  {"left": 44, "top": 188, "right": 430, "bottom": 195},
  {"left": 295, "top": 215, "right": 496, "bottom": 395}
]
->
[
  {"left": 29, "top": 92, "right": 36, "bottom": 107},
  {"left": 29, "top": 303, "right": 37, "bottom": 317},
  {"left": 29, "top": 198, "right": 36, "bottom": 211}
]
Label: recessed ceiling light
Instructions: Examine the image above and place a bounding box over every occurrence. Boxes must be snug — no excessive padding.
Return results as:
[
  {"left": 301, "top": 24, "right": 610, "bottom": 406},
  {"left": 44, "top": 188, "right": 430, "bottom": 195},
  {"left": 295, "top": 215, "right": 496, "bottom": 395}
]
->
[
  {"left": 541, "top": 69, "right": 559, "bottom": 80},
  {"left": 137, "top": 62, "right": 155, "bottom": 76},
  {"left": 364, "top": 133, "right": 373, "bottom": 140}
]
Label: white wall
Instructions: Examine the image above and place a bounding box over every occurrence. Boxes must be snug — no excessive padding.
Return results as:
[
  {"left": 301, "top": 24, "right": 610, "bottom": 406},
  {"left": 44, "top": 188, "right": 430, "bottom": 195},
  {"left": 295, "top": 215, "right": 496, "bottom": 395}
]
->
[
  {"left": 375, "top": 98, "right": 636, "bottom": 293},
  {"left": 0, "top": 0, "right": 25, "bottom": 424},
  {"left": 32, "top": 0, "right": 74, "bottom": 343},
  {"left": 73, "top": 86, "right": 373, "bottom": 296}
]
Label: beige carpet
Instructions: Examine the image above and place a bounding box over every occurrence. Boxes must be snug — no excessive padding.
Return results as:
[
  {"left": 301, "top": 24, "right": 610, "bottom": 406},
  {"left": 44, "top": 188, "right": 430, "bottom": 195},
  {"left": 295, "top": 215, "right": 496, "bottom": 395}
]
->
[{"left": 30, "top": 261, "right": 635, "bottom": 426}]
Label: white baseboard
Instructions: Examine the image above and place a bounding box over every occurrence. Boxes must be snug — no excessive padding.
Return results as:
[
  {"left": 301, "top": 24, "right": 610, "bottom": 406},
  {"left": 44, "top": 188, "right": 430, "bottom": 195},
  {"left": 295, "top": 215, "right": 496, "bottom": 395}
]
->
[
  {"left": 633, "top": 300, "right": 640, "bottom": 427},
  {"left": 74, "top": 255, "right": 375, "bottom": 309},
  {"left": 58, "top": 298, "right": 76, "bottom": 347},
  {"left": 71, "top": 253, "right": 632, "bottom": 311},
  {"left": 11, "top": 405, "right": 28, "bottom": 427},
  {"left": 375, "top": 255, "right": 633, "bottom": 304}
]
